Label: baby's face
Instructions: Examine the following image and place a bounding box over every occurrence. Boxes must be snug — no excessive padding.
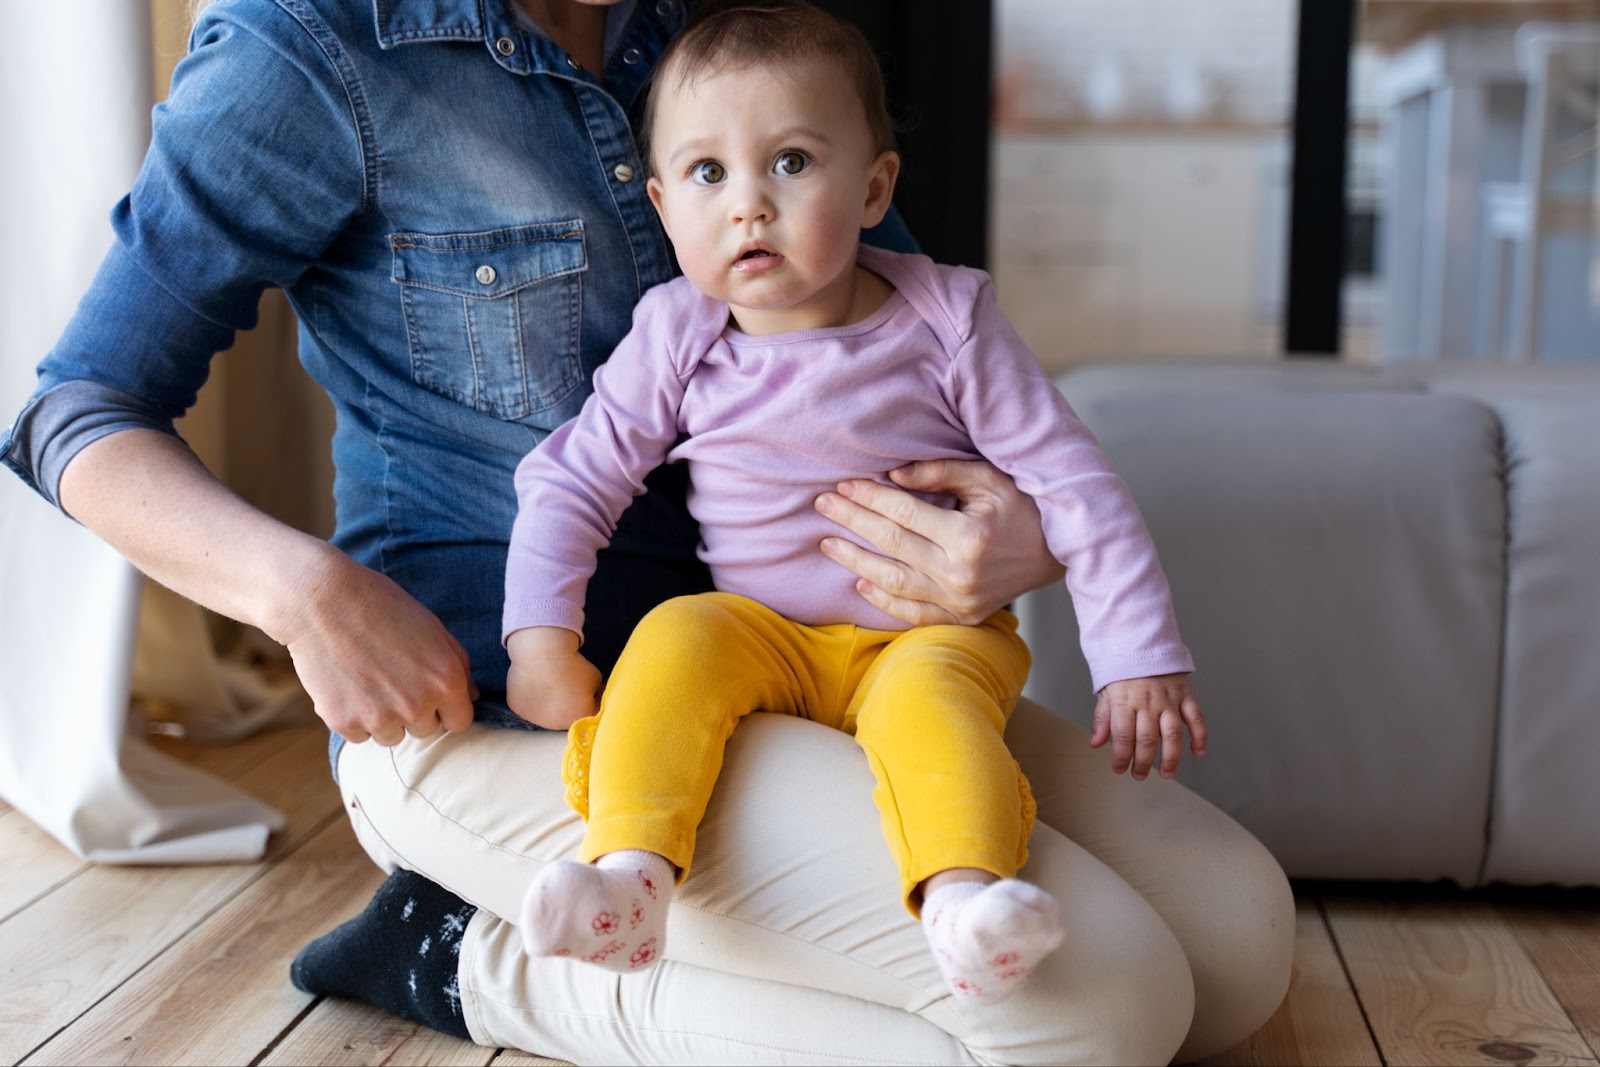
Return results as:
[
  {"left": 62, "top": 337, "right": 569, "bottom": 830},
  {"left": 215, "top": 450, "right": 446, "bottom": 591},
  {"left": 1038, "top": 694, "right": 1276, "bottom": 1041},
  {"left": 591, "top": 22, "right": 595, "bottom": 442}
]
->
[{"left": 646, "top": 55, "right": 897, "bottom": 334}]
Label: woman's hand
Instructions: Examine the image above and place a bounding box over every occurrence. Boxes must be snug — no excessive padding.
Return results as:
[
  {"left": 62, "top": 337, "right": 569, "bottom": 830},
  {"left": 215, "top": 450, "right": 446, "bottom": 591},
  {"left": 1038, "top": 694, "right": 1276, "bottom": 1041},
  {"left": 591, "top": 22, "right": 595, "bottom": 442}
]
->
[
  {"left": 813, "top": 459, "right": 1065, "bottom": 625},
  {"left": 275, "top": 547, "right": 477, "bottom": 746}
]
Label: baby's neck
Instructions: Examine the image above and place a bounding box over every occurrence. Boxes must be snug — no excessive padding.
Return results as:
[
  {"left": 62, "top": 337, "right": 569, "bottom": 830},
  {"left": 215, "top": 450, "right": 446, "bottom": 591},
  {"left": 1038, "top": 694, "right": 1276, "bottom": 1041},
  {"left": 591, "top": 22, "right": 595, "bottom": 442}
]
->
[{"left": 729, "top": 265, "right": 895, "bottom": 337}]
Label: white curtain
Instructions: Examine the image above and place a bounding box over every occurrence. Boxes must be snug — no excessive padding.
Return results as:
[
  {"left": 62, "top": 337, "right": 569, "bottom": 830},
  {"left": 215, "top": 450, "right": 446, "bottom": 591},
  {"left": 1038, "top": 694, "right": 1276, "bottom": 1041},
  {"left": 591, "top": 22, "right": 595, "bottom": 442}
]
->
[{"left": 0, "top": 1, "right": 286, "bottom": 863}]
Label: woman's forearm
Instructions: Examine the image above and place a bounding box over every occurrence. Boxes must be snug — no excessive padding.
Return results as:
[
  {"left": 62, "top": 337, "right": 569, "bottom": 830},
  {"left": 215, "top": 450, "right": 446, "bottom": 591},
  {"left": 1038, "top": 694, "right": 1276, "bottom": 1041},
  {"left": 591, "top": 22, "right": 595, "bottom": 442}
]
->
[
  {"left": 55, "top": 427, "right": 335, "bottom": 644},
  {"left": 58, "top": 427, "right": 478, "bottom": 745}
]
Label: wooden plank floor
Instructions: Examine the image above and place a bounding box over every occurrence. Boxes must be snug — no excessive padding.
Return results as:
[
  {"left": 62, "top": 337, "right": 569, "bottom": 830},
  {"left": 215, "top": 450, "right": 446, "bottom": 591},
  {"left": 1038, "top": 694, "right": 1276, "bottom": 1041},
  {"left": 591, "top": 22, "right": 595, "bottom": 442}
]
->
[{"left": 3, "top": 721, "right": 1597, "bottom": 1067}]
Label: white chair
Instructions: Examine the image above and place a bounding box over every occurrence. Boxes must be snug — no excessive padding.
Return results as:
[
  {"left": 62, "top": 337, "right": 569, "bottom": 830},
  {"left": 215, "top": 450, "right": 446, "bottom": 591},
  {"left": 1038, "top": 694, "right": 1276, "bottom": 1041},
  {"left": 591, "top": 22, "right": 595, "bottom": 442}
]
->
[{"left": 1502, "top": 21, "right": 1600, "bottom": 360}]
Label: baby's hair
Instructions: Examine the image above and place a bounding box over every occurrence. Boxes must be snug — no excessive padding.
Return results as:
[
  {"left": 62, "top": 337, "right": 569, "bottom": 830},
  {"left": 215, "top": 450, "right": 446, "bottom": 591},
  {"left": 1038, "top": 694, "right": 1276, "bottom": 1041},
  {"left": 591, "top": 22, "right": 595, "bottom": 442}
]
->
[{"left": 642, "top": 0, "right": 897, "bottom": 173}]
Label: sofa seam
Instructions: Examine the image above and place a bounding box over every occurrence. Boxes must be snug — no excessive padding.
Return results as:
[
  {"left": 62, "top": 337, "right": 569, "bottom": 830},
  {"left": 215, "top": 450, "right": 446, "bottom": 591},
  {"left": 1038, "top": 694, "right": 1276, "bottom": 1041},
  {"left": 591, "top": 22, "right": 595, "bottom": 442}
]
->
[{"left": 1469, "top": 397, "right": 1512, "bottom": 888}]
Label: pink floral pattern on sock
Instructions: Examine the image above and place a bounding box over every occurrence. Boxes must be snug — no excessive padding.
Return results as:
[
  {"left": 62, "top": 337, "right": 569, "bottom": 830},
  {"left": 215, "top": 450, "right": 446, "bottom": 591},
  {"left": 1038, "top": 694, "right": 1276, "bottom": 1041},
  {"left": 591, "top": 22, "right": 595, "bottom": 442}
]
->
[
  {"left": 630, "top": 937, "right": 658, "bottom": 968},
  {"left": 583, "top": 939, "right": 625, "bottom": 964}
]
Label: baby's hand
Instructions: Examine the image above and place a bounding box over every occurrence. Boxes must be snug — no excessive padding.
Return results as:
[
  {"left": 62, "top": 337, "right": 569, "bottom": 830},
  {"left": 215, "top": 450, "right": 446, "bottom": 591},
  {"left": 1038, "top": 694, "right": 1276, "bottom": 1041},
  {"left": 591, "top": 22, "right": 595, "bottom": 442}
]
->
[
  {"left": 506, "top": 627, "right": 602, "bottom": 730},
  {"left": 1090, "top": 673, "right": 1207, "bottom": 781}
]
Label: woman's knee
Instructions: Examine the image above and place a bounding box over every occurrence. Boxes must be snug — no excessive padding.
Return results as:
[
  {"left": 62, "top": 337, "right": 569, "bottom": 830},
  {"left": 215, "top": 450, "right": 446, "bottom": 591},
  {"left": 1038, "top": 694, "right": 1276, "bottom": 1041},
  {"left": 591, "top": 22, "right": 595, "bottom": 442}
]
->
[
  {"left": 963, "top": 899, "right": 1194, "bottom": 1066},
  {"left": 335, "top": 726, "right": 578, "bottom": 922},
  {"left": 1070, "top": 908, "right": 1195, "bottom": 1067},
  {"left": 954, "top": 826, "right": 1196, "bottom": 1066},
  {"left": 1171, "top": 826, "right": 1295, "bottom": 1063}
]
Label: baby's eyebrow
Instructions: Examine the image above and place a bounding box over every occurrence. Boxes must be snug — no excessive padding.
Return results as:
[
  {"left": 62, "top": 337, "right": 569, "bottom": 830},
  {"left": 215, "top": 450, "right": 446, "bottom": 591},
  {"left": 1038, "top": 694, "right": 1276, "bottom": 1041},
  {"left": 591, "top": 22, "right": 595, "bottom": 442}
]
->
[
  {"left": 768, "top": 125, "right": 833, "bottom": 146},
  {"left": 665, "top": 138, "right": 717, "bottom": 170}
]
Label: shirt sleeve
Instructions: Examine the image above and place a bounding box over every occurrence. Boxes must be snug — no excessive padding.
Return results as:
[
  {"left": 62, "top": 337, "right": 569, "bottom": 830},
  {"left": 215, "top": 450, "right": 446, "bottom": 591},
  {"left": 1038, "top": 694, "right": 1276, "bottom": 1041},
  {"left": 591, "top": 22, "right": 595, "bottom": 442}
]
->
[
  {"left": 502, "top": 288, "right": 696, "bottom": 641},
  {"left": 1, "top": 2, "right": 366, "bottom": 509},
  {"left": 950, "top": 282, "right": 1195, "bottom": 691}
]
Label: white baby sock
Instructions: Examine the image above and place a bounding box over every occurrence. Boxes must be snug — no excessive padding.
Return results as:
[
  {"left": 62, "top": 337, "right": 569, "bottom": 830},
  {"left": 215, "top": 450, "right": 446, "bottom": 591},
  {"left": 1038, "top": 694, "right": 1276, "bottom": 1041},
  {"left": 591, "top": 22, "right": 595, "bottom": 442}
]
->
[
  {"left": 521, "top": 849, "right": 674, "bottom": 972},
  {"left": 921, "top": 878, "right": 1066, "bottom": 1005}
]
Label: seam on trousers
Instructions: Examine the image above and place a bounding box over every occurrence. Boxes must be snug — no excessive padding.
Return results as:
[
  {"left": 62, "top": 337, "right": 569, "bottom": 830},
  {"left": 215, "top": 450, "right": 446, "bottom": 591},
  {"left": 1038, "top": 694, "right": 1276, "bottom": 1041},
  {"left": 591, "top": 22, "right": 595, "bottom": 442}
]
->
[
  {"left": 383, "top": 742, "right": 558, "bottom": 865},
  {"left": 468, "top": 991, "right": 962, "bottom": 1066},
  {"left": 458, "top": 909, "right": 493, "bottom": 1047},
  {"left": 378, "top": 729, "right": 931, "bottom": 999}
]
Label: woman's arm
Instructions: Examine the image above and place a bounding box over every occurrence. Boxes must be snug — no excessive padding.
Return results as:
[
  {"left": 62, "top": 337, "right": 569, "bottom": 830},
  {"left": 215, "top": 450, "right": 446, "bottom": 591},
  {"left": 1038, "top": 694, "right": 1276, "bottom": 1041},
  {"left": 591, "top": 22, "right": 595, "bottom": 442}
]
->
[
  {"left": 7, "top": 9, "right": 479, "bottom": 745},
  {"left": 59, "top": 430, "right": 475, "bottom": 745},
  {"left": 814, "top": 457, "right": 1064, "bottom": 626}
]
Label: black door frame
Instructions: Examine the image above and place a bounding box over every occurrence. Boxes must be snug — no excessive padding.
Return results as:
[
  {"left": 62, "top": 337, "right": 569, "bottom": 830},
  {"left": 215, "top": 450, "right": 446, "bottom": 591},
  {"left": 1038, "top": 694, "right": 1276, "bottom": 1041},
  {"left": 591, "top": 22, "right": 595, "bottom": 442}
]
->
[
  {"left": 826, "top": 0, "right": 1355, "bottom": 354},
  {"left": 1285, "top": 0, "right": 1357, "bottom": 355},
  {"left": 814, "top": 0, "right": 994, "bottom": 270}
]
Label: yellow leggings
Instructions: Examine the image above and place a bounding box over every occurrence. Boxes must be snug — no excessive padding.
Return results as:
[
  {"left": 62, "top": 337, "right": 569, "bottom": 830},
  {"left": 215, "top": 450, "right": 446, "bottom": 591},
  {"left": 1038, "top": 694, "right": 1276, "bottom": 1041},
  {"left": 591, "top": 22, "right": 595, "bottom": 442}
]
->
[{"left": 562, "top": 591, "right": 1036, "bottom": 912}]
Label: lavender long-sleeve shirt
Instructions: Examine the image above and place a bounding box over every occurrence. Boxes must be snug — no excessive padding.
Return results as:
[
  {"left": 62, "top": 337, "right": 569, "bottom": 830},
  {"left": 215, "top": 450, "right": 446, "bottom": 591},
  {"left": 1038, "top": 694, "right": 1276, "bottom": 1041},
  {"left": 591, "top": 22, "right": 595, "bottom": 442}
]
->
[{"left": 505, "top": 246, "right": 1193, "bottom": 691}]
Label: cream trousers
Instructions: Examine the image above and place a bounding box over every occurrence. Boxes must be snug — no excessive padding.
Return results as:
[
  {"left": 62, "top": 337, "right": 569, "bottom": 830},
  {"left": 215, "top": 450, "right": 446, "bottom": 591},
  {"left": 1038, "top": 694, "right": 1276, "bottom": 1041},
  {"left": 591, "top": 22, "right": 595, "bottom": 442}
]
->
[{"left": 337, "top": 700, "right": 1293, "bottom": 1066}]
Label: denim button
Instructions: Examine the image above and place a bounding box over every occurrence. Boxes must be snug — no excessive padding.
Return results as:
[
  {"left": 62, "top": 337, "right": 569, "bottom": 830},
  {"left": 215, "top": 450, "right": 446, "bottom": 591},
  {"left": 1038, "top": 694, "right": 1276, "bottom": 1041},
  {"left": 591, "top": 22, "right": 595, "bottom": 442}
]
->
[
  {"left": 623, "top": 48, "right": 642, "bottom": 65},
  {"left": 613, "top": 164, "right": 635, "bottom": 183},
  {"left": 495, "top": 36, "right": 516, "bottom": 56},
  {"left": 475, "top": 265, "right": 497, "bottom": 285},
  {"left": 566, "top": 54, "right": 581, "bottom": 70},
  {"left": 655, "top": 0, "right": 675, "bottom": 16}
]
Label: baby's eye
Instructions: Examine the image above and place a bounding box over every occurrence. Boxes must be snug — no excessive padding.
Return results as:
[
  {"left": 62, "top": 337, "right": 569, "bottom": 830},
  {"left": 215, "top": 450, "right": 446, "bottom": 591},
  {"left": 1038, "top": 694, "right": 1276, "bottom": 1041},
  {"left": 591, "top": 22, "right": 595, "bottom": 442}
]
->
[
  {"left": 773, "top": 151, "right": 810, "bottom": 176},
  {"left": 690, "top": 160, "right": 726, "bottom": 185}
]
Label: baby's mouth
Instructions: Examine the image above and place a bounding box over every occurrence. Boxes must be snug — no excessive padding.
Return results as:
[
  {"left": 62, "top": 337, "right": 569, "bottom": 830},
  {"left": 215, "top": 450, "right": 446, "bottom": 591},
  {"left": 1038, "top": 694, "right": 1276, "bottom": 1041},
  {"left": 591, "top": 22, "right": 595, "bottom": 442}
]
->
[{"left": 732, "top": 245, "right": 783, "bottom": 273}]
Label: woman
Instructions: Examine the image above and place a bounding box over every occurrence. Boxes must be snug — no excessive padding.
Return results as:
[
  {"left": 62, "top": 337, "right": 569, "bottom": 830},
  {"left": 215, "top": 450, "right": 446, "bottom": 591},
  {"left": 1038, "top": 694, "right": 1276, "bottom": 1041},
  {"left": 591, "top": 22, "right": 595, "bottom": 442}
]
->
[{"left": 1, "top": 0, "right": 1293, "bottom": 1061}]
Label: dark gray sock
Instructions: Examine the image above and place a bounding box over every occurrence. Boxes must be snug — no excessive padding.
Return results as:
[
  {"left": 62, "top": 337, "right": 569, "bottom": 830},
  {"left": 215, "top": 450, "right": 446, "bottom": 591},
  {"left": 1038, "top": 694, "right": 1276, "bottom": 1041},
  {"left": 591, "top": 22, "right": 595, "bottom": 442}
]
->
[{"left": 291, "top": 869, "right": 477, "bottom": 1039}]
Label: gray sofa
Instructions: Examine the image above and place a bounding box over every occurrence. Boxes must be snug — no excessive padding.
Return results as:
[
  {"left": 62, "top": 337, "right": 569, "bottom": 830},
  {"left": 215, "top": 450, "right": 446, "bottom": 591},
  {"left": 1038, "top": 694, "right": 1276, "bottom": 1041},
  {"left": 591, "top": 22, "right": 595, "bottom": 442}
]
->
[{"left": 1017, "top": 359, "right": 1600, "bottom": 887}]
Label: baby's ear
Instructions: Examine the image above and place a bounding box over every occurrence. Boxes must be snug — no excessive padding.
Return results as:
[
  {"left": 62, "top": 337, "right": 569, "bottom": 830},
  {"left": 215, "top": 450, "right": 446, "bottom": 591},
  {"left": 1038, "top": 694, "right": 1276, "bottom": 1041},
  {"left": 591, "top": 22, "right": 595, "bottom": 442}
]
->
[
  {"left": 862, "top": 151, "right": 901, "bottom": 228},
  {"left": 646, "top": 176, "right": 670, "bottom": 229}
]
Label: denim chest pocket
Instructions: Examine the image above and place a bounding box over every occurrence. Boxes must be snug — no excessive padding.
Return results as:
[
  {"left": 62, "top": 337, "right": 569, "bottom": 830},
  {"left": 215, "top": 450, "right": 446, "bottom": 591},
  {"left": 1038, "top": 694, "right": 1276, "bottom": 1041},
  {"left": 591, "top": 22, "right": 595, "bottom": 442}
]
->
[{"left": 390, "top": 222, "right": 586, "bottom": 420}]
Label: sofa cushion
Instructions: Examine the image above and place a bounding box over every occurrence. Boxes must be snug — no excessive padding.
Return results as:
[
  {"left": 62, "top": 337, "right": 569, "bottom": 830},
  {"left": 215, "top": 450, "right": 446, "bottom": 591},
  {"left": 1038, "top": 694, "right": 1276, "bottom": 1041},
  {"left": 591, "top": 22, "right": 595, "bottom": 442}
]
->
[
  {"left": 1020, "top": 362, "right": 1506, "bottom": 884},
  {"left": 1408, "top": 367, "right": 1600, "bottom": 885}
]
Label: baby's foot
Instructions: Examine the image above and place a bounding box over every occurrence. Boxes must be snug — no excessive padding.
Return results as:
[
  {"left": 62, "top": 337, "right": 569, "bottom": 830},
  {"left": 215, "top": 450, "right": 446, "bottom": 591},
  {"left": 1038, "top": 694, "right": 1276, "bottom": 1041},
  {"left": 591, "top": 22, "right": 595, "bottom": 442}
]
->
[
  {"left": 521, "top": 850, "right": 673, "bottom": 972},
  {"left": 921, "top": 879, "right": 1065, "bottom": 1005}
]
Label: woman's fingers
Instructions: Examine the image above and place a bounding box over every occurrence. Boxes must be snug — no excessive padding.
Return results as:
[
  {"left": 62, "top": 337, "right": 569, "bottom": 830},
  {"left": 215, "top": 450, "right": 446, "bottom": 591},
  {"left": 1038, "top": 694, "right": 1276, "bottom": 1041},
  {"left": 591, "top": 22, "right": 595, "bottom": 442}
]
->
[
  {"left": 815, "top": 484, "right": 999, "bottom": 625},
  {"left": 816, "top": 460, "right": 1061, "bottom": 624},
  {"left": 818, "top": 537, "right": 950, "bottom": 616},
  {"left": 850, "top": 577, "right": 960, "bottom": 627},
  {"left": 438, "top": 684, "right": 477, "bottom": 733},
  {"left": 369, "top": 723, "right": 409, "bottom": 747},
  {"left": 887, "top": 457, "right": 1017, "bottom": 498},
  {"left": 285, "top": 556, "right": 478, "bottom": 746},
  {"left": 815, "top": 483, "right": 954, "bottom": 572}
]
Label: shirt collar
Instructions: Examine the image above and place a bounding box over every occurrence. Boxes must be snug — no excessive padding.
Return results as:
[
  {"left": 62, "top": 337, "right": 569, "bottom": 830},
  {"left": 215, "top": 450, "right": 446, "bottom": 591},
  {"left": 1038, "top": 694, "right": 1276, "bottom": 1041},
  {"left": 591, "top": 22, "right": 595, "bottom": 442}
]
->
[
  {"left": 506, "top": 0, "right": 640, "bottom": 64},
  {"left": 374, "top": 0, "right": 678, "bottom": 83},
  {"left": 373, "top": 0, "right": 487, "bottom": 49}
]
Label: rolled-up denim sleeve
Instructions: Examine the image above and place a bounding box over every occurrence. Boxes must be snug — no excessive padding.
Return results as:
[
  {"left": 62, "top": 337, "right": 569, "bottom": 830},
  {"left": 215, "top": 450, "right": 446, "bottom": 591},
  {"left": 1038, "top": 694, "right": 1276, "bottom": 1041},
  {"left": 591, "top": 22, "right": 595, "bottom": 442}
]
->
[{"left": 0, "top": 1, "right": 366, "bottom": 510}]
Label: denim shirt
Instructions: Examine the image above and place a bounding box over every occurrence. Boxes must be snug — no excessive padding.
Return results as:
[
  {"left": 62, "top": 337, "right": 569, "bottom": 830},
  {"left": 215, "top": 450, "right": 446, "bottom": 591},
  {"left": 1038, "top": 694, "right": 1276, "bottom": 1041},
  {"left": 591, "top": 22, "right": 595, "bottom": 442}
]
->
[{"left": 2, "top": 0, "right": 915, "bottom": 739}]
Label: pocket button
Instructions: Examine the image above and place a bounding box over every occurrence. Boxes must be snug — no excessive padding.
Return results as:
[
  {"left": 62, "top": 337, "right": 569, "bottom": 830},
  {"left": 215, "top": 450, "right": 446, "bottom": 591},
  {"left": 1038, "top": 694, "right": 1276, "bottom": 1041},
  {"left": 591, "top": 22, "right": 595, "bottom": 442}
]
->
[{"left": 475, "top": 264, "right": 497, "bottom": 285}]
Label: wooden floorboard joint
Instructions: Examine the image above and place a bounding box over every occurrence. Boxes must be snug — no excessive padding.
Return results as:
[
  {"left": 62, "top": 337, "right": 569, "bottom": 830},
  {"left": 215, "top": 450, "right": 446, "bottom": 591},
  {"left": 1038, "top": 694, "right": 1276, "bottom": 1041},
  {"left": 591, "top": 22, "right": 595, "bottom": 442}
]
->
[
  {"left": 1317, "top": 893, "right": 1389, "bottom": 1066},
  {"left": 8, "top": 724, "right": 1600, "bottom": 1067},
  {"left": 11, "top": 808, "right": 351, "bottom": 1067},
  {"left": 0, "top": 848, "right": 92, "bottom": 929},
  {"left": 248, "top": 995, "right": 324, "bottom": 1067},
  {"left": 1521, "top": 948, "right": 1600, "bottom": 1066}
]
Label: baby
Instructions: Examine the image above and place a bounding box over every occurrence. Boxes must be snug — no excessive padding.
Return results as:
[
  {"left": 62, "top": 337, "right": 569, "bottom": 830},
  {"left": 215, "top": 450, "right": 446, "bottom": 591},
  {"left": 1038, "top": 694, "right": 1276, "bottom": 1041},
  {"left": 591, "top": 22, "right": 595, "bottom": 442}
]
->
[{"left": 502, "top": 0, "right": 1205, "bottom": 1004}]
